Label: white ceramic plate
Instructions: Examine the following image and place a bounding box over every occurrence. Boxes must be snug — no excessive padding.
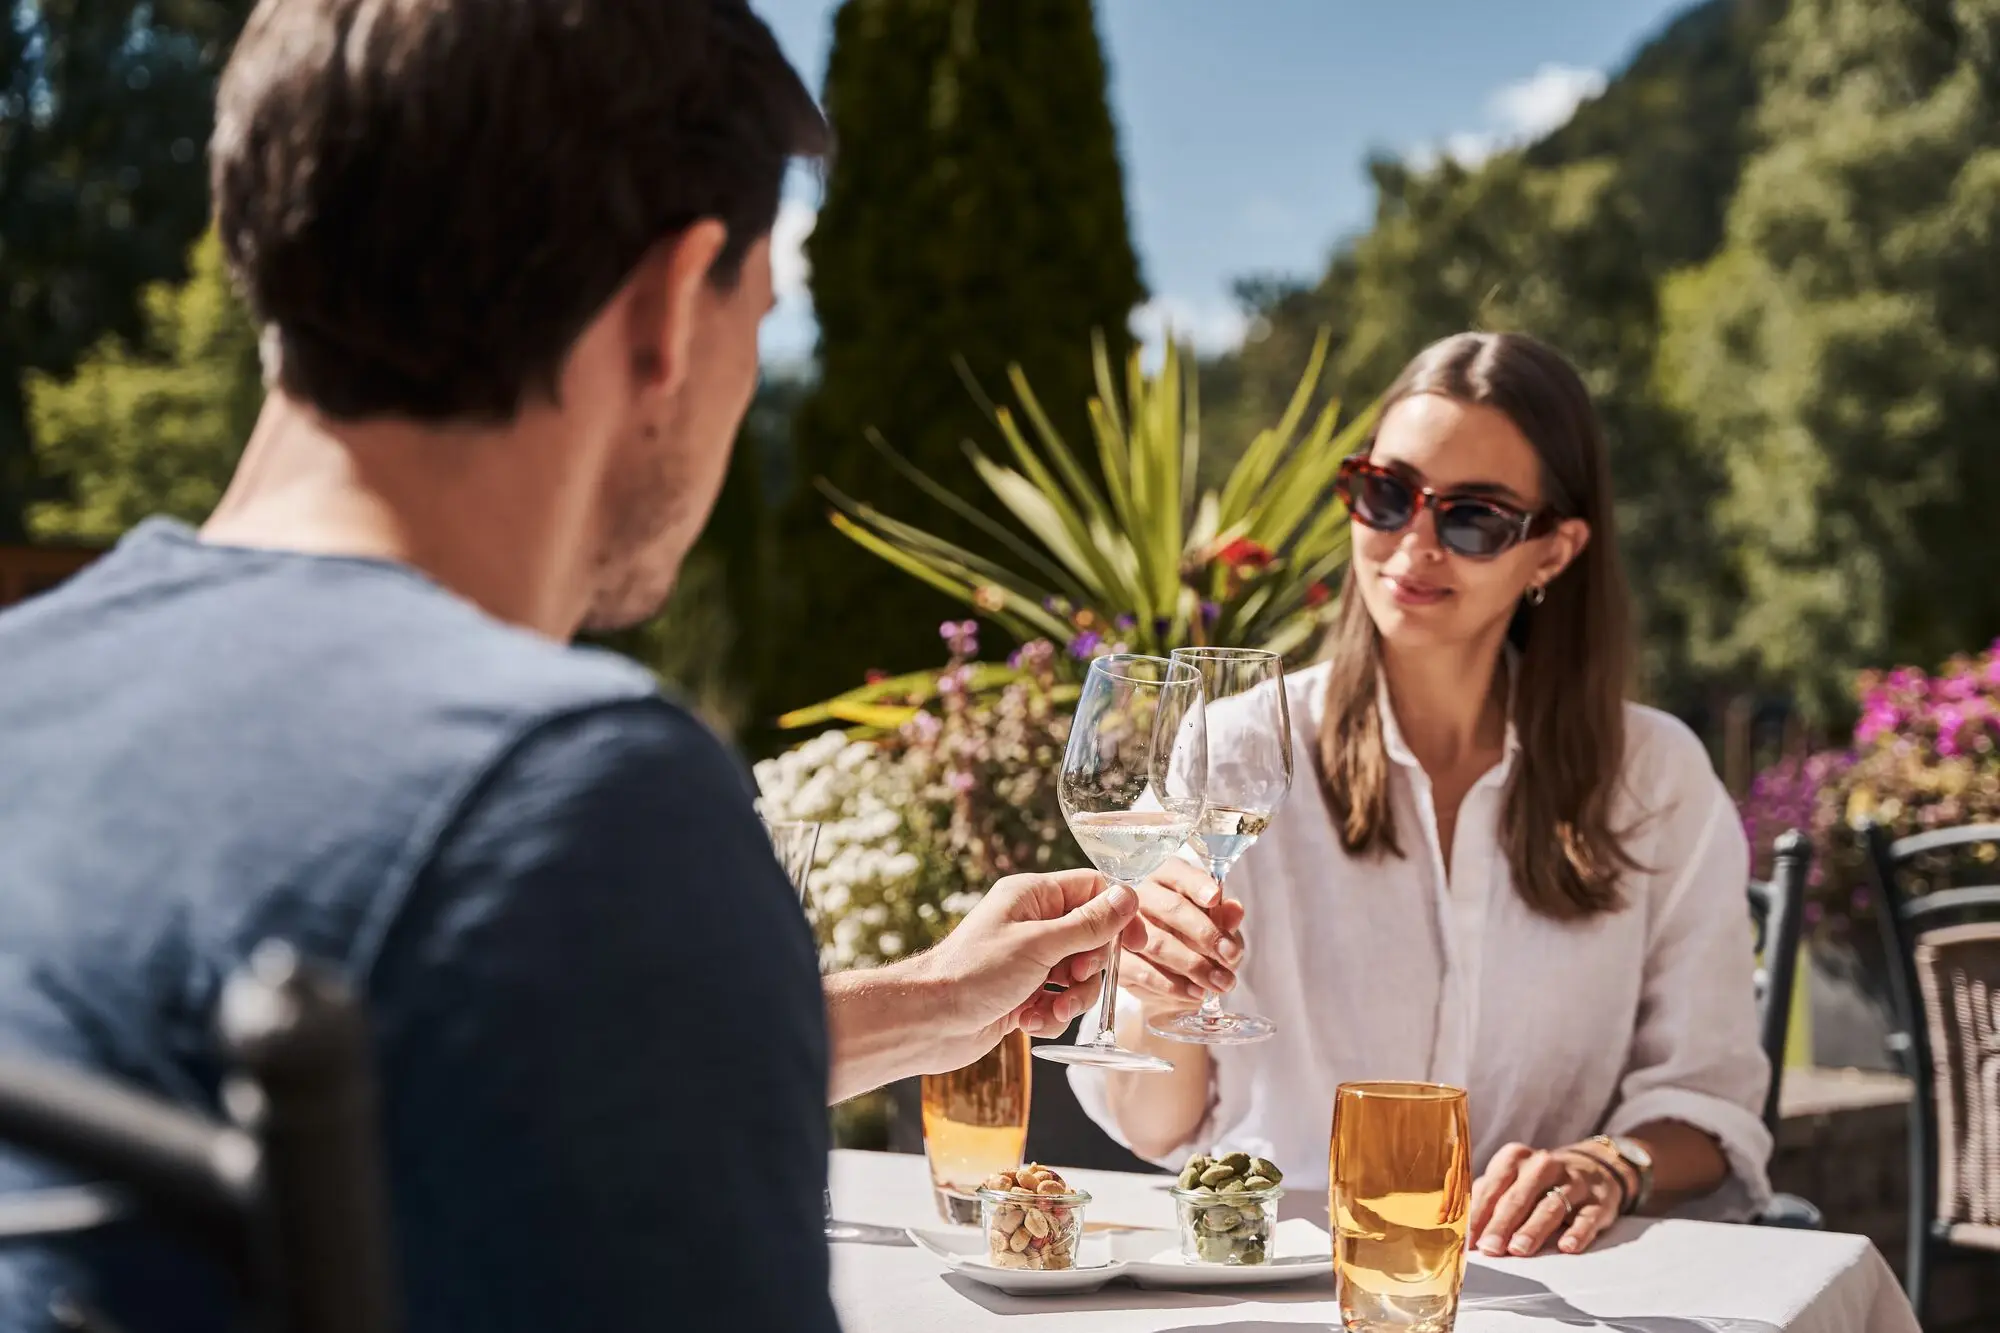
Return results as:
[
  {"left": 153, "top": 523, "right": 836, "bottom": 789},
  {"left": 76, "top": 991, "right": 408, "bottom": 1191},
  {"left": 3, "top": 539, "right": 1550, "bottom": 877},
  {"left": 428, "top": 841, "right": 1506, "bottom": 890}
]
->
[
  {"left": 906, "top": 1227, "right": 1127, "bottom": 1296},
  {"left": 1117, "top": 1219, "right": 1335, "bottom": 1289}
]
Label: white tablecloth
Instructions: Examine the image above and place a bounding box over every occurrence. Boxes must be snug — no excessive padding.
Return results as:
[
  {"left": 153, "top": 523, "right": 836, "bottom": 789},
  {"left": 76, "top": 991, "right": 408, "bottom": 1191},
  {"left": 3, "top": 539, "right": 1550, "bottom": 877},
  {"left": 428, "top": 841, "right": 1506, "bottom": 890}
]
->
[{"left": 828, "top": 1149, "right": 1918, "bottom": 1332}]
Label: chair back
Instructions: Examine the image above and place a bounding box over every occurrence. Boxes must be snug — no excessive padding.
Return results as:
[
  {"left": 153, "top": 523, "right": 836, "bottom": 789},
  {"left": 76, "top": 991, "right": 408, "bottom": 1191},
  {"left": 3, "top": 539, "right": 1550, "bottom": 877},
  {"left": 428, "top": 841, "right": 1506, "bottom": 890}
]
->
[
  {"left": 0, "top": 942, "right": 398, "bottom": 1333},
  {"left": 1863, "top": 821, "right": 2000, "bottom": 1243},
  {"left": 1747, "top": 829, "right": 1811, "bottom": 1135}
]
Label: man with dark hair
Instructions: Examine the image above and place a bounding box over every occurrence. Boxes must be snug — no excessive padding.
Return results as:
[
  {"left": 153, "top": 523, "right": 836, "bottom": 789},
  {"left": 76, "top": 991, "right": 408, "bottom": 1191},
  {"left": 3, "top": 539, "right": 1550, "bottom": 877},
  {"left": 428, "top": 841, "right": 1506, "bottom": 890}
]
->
[{"left": 0, "top": 1, "right": 1148, "bottom": 1328}]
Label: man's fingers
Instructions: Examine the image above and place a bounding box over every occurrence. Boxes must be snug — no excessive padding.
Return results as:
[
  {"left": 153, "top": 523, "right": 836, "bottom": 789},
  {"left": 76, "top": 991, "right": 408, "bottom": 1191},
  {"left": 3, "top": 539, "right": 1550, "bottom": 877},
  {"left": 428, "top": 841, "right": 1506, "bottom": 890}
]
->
[{"left": 1035, "top": 881, "right": 1140, "bottom": 961}]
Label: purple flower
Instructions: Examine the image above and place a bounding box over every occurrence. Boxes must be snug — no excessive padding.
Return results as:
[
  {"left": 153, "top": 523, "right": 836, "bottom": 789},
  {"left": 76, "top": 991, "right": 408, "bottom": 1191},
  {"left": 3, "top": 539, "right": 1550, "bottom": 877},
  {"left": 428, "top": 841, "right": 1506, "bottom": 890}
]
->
[
  {"left": 949, "top": 770, "right": 976, "bottom": 793},
  {"left": 1889, "top": 667, "right": 1926, "bottom": 692},
  {"left": 1069, "top": 630, "right": 1102, "bottom": 660},
  {"left": 1855, "top": 695, "right": 1903, "bottom": 747},
  {"left": 1804, "top": 901, "right": 1824, "bottom": 927},
  {"left": 1851, "top": 887, "right": 1872, "bottom": 913},
  {"left": 1115, "top": 614, "right": 1136, "bottom": 631},
  {"left": 1152, "top": 617, "right": 1172, "bottom": 639},
  {"left": 1200, "top": 601, "right": 1221, "bottom": 625},
  {"left": 1936, "top": 704, "right": 1967, "bottom": 757},
  {"left": 938, "top": 619, "right": 979, "bottom": 657}
]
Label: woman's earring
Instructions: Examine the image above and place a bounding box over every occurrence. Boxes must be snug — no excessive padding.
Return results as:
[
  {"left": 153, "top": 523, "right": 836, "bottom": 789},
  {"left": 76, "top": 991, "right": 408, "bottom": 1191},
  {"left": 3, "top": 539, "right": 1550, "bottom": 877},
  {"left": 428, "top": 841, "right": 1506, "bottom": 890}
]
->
[{"left": 1525, "top": 584, "right": 1547, "bottom": 607}]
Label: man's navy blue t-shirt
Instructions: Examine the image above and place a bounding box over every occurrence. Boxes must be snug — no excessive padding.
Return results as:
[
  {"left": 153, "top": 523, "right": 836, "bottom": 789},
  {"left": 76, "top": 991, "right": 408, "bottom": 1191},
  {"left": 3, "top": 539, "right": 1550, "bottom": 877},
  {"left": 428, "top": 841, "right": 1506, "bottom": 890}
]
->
[{"left": 0, "top": 520, "right": 835, "bottom": 1332}]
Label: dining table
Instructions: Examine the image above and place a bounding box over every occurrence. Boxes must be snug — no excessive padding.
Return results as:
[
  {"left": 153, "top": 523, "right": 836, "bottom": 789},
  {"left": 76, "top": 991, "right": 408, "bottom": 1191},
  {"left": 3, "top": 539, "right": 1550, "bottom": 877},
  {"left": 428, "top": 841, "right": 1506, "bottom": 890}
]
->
[{"left": 827, "top": 1148, "right": 1920, "bottom": 1332}]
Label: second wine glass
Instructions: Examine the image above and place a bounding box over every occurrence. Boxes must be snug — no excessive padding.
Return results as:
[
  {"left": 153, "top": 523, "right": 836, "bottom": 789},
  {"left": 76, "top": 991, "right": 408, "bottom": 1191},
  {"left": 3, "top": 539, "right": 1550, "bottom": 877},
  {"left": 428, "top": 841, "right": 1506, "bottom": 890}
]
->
[
  {"left": 1034, "top": 654, "right": 1207, "bottom": 1075},
  {"left": 1148, "top": 647, "right": 1291, "bottom": 1045}
]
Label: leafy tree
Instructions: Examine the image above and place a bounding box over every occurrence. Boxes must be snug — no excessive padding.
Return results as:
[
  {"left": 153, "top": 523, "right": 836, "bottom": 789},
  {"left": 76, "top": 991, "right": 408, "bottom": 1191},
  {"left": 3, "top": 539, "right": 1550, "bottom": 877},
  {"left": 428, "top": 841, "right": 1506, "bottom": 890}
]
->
[
  {"left": 27, "top": 227, "right": 256, "bottom": 541},
  {"left": 775, "top": 0, "right": 1144, "bottom": 718},
  {"left": 1527, "top": 0, "right": 1788, "bottom": 269},
  {"left": 1659, "top": 0, "right": 2000, "bottom": 713},
  {"left": 1200, "top": 0, "right": 1791, "bottom": 708},
  {"left": 30, "top": 230, "right": 787, "bottom": 743},
  {"left": 1, "top": 0, "right": 251, "bottom": 537}
]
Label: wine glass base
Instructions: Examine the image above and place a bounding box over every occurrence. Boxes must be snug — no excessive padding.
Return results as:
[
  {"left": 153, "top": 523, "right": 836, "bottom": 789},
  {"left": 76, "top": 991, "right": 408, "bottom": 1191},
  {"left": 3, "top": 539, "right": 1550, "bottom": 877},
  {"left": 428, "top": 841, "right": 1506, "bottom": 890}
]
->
[
  {"left": 1033, "top": 1043, "right": 1175, "bottom": 1073},
  {"left": 1147, "top": 1009, "right": 1277, "bottom": 1045}
]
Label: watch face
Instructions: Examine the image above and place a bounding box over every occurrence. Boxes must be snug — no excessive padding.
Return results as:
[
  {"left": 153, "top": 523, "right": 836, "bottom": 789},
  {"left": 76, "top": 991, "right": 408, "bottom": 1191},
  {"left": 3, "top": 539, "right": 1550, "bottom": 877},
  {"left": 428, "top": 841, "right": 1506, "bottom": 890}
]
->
[{"left": 1614, "top": 1136, "right": 1654, "bottom": 1170}]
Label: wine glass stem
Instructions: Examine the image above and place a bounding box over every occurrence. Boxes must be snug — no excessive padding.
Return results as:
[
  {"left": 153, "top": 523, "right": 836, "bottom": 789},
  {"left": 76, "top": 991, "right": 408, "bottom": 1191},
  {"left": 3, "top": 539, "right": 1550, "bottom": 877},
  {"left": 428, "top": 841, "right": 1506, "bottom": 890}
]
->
[
  {"left": 1085, "top": 884, "right": 1133, "bottom": 1048},
  {"left": 1196, "top": 861, "right": 1231, "bottom": 1018}
]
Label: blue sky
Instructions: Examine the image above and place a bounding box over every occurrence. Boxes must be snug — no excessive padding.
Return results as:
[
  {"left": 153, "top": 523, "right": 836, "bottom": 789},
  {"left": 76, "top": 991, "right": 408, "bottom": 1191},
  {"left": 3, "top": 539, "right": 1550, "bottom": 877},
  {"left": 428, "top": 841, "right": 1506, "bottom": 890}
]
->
[{"left": 753, "top": 0, "right": 1693, "bottom": 365}]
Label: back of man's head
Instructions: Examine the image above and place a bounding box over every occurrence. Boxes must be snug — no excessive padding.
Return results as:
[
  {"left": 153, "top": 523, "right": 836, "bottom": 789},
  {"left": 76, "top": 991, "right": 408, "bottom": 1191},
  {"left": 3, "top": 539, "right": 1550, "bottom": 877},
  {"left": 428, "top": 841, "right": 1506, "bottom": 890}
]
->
[{"left": 211, "top": 0, "right": 827, "bottom": 424}]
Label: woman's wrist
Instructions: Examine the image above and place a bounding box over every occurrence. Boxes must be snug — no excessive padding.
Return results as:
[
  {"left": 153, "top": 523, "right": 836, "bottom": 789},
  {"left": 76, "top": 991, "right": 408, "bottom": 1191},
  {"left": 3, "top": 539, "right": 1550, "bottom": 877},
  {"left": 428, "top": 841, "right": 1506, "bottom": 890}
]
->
[{"left": 1559, "top": 1142, "right": 1635, "bottom": 1215}]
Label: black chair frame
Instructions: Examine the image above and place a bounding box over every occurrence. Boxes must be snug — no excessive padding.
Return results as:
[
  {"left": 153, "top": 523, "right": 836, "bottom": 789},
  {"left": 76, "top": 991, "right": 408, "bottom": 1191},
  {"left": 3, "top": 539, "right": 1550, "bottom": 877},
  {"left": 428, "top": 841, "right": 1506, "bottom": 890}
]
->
[
  {"left": 1748, "top": 829, "right": 1811, "bottom": 1137},
  {"left": 0, "top": 943, "right": 397, "bottom": 1333},
  {"left": 1862, "top": 818, "right": 2000, "bottom": 1322}
]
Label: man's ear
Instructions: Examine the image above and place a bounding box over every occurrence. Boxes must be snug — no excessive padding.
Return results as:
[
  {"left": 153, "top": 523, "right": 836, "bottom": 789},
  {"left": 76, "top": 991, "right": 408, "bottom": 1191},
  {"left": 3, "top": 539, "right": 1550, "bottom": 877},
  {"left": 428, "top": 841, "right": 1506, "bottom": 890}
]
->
[{"left": 622, "top": 219, "right": 728, "bottom": 397}]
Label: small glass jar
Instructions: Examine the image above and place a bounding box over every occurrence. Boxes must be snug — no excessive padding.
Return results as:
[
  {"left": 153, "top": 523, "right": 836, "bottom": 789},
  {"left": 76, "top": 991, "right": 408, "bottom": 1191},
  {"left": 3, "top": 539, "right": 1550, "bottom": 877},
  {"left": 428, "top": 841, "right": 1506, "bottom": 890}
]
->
[
  {"left": 976, "top": 1185, "right": 1090, "bottom": 1271},
  {"left": 1172, "top": 1185, "right": 1283, "bottom": 1265}
]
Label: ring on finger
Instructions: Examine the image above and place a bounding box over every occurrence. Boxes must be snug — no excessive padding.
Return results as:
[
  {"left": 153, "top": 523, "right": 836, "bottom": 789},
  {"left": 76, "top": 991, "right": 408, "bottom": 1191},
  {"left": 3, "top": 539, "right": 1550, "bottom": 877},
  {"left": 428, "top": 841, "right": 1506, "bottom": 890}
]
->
[{"left": 1543, "top": 1184, "right": 1575, "bottom": 1225}]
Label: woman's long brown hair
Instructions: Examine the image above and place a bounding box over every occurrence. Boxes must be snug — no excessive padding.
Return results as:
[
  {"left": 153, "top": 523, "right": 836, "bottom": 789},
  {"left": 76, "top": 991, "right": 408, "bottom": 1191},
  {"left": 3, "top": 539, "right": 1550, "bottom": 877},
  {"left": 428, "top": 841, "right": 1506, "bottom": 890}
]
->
[{"left": 1317, "top": 332, "right": 1637, "bottom": 920}]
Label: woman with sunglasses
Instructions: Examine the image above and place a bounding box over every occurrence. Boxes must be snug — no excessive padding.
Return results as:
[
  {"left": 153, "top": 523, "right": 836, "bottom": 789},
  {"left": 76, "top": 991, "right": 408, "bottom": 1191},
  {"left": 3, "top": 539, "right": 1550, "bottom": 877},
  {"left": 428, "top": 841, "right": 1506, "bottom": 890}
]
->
[{"left": 1069, "top": 331, "right": 1770, "bottom": 1258}]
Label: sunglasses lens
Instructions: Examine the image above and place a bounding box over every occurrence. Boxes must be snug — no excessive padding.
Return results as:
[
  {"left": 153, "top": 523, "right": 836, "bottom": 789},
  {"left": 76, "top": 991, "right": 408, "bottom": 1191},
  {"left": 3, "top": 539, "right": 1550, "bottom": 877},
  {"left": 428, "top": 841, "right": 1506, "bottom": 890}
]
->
[
  {"left": 1438, "top": 501, "right": 1522, "bottom": 558},
  {"left": 1351, "top": 470, "right": 1414, "bottom": 531}
]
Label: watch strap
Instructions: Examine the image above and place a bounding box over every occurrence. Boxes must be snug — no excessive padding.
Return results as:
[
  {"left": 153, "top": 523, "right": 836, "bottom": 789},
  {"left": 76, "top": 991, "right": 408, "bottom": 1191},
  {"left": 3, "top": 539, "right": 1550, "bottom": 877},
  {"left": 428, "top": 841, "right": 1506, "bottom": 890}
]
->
[{"left": 1602, "top": 1134, "right": 1655, "bottom": 1210}]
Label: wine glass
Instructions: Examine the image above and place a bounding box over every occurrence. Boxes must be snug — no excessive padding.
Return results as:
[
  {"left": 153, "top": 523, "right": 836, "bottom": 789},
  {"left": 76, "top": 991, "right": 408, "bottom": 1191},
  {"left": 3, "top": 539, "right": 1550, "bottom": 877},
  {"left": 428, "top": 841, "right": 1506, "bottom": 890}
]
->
[
  {"left": 1148, "top": 647, "right": 1291, "bottom": 1045},
  {"left": 761, "top": 817, "right": 864, "bottom": 1241},
  {"left": 1034, "top": 654, "right": 1207, "bottom": 1074}
]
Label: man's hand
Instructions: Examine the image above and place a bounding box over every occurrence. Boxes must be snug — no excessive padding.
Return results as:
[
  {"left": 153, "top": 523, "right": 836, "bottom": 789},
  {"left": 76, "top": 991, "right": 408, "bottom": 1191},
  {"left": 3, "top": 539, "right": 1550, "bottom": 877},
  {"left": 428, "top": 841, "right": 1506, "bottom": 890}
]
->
[
  {"left": 1118, "top": 859, "right": 1246, "bottom": 1020},
  {"left": 824, "top": 868, "right": 1145, "bottom": 1103},
  {"left": 911, "top": 868, "right": 1149, "bottom": 1071}
]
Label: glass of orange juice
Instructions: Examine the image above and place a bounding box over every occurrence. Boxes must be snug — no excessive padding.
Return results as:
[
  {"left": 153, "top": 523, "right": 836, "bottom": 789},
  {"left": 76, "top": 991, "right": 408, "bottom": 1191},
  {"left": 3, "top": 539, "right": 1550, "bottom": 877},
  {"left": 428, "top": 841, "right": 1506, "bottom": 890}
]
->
[
  {"left": 921, "top": 1028, "right": 1031, "bottom": 1224},
  {"left": 1330, "top": 1081, "right": 1472, "bottom": 1332}
]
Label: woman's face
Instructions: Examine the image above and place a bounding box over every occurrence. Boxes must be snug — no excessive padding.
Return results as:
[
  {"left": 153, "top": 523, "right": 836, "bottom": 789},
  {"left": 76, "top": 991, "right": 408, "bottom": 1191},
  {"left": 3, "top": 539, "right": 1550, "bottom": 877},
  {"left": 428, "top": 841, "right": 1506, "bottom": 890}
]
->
[{"left": 1350, "top": 392, "right": 1590, "bottom": 653}]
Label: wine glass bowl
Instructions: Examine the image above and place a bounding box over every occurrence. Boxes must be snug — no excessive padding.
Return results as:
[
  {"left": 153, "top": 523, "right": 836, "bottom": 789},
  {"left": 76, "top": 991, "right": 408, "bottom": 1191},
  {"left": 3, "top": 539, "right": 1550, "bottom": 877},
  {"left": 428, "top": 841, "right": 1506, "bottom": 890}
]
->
[{"left": 1035, "top": 654, "right": 1208, "bottom": 1074}]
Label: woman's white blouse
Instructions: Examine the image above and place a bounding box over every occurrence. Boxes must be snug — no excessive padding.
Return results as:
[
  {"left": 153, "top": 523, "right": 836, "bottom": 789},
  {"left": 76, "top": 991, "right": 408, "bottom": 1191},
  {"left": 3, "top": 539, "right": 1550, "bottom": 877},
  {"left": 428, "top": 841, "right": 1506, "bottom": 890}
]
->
[{"left": 1070, "top": 661, "right": 1773, "bottom": 1219}]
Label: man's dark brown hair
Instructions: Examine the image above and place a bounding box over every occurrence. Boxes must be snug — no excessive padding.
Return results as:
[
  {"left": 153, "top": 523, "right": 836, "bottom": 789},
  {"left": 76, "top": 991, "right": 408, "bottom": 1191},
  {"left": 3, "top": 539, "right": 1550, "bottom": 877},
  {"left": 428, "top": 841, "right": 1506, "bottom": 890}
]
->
[{"left": 212, "top": 0, "right": 828, "bottom": 423}]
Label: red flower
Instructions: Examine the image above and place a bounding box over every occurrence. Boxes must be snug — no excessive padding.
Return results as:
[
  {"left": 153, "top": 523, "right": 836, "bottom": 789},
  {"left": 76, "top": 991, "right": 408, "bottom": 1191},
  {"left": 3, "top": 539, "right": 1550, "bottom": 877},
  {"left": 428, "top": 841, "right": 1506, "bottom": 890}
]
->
[
  {"left": 865, "top": 669, "right": 888, "bottom": 684},
  {"left": 1304, "top": 581, "right": 1331, "bottom": 608},
  {"left": 1214, "top": 537, "right": 1274, "bottom": 569}
]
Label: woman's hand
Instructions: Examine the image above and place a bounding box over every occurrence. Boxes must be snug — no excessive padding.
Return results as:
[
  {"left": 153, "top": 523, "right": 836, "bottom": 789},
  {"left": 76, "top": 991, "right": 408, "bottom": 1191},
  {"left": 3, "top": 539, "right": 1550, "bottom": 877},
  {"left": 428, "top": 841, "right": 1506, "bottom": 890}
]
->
[
  {"left": 1468, "top": 1143, "right": 1628, "bottom": 1257},
  {"left": 1118, "top": 859, "right": 1246, "bottom": 1019}
]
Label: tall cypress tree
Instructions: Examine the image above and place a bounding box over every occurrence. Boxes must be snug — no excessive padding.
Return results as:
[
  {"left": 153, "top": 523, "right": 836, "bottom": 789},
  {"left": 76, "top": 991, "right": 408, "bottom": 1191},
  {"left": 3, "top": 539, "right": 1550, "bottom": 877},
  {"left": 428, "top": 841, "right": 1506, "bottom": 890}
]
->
[{"left": 771, "top": 0, "right": 1143, "bottom": 717}]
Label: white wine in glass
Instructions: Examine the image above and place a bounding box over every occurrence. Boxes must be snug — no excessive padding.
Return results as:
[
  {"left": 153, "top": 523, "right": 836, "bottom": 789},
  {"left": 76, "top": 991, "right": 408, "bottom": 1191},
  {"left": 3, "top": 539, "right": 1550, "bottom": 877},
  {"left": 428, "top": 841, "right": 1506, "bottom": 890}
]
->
[
  {"left": 1035, "top": 654, "right": 1207, "bottom": 1075},
  {"left": 1150, "top": 647, "right": 1292, "bottom": 1045}
]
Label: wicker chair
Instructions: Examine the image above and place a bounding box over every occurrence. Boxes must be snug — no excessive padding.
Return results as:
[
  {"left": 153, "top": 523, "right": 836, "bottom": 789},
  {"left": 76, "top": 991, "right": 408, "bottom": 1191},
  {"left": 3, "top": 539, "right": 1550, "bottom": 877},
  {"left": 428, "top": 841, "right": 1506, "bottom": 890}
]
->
[
  {"left": 1862, "top": 820, "right": 2000, "bottom": 1321},
  {"left": 0, "top": 942, "right": 398, "bottom": 1332}
]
